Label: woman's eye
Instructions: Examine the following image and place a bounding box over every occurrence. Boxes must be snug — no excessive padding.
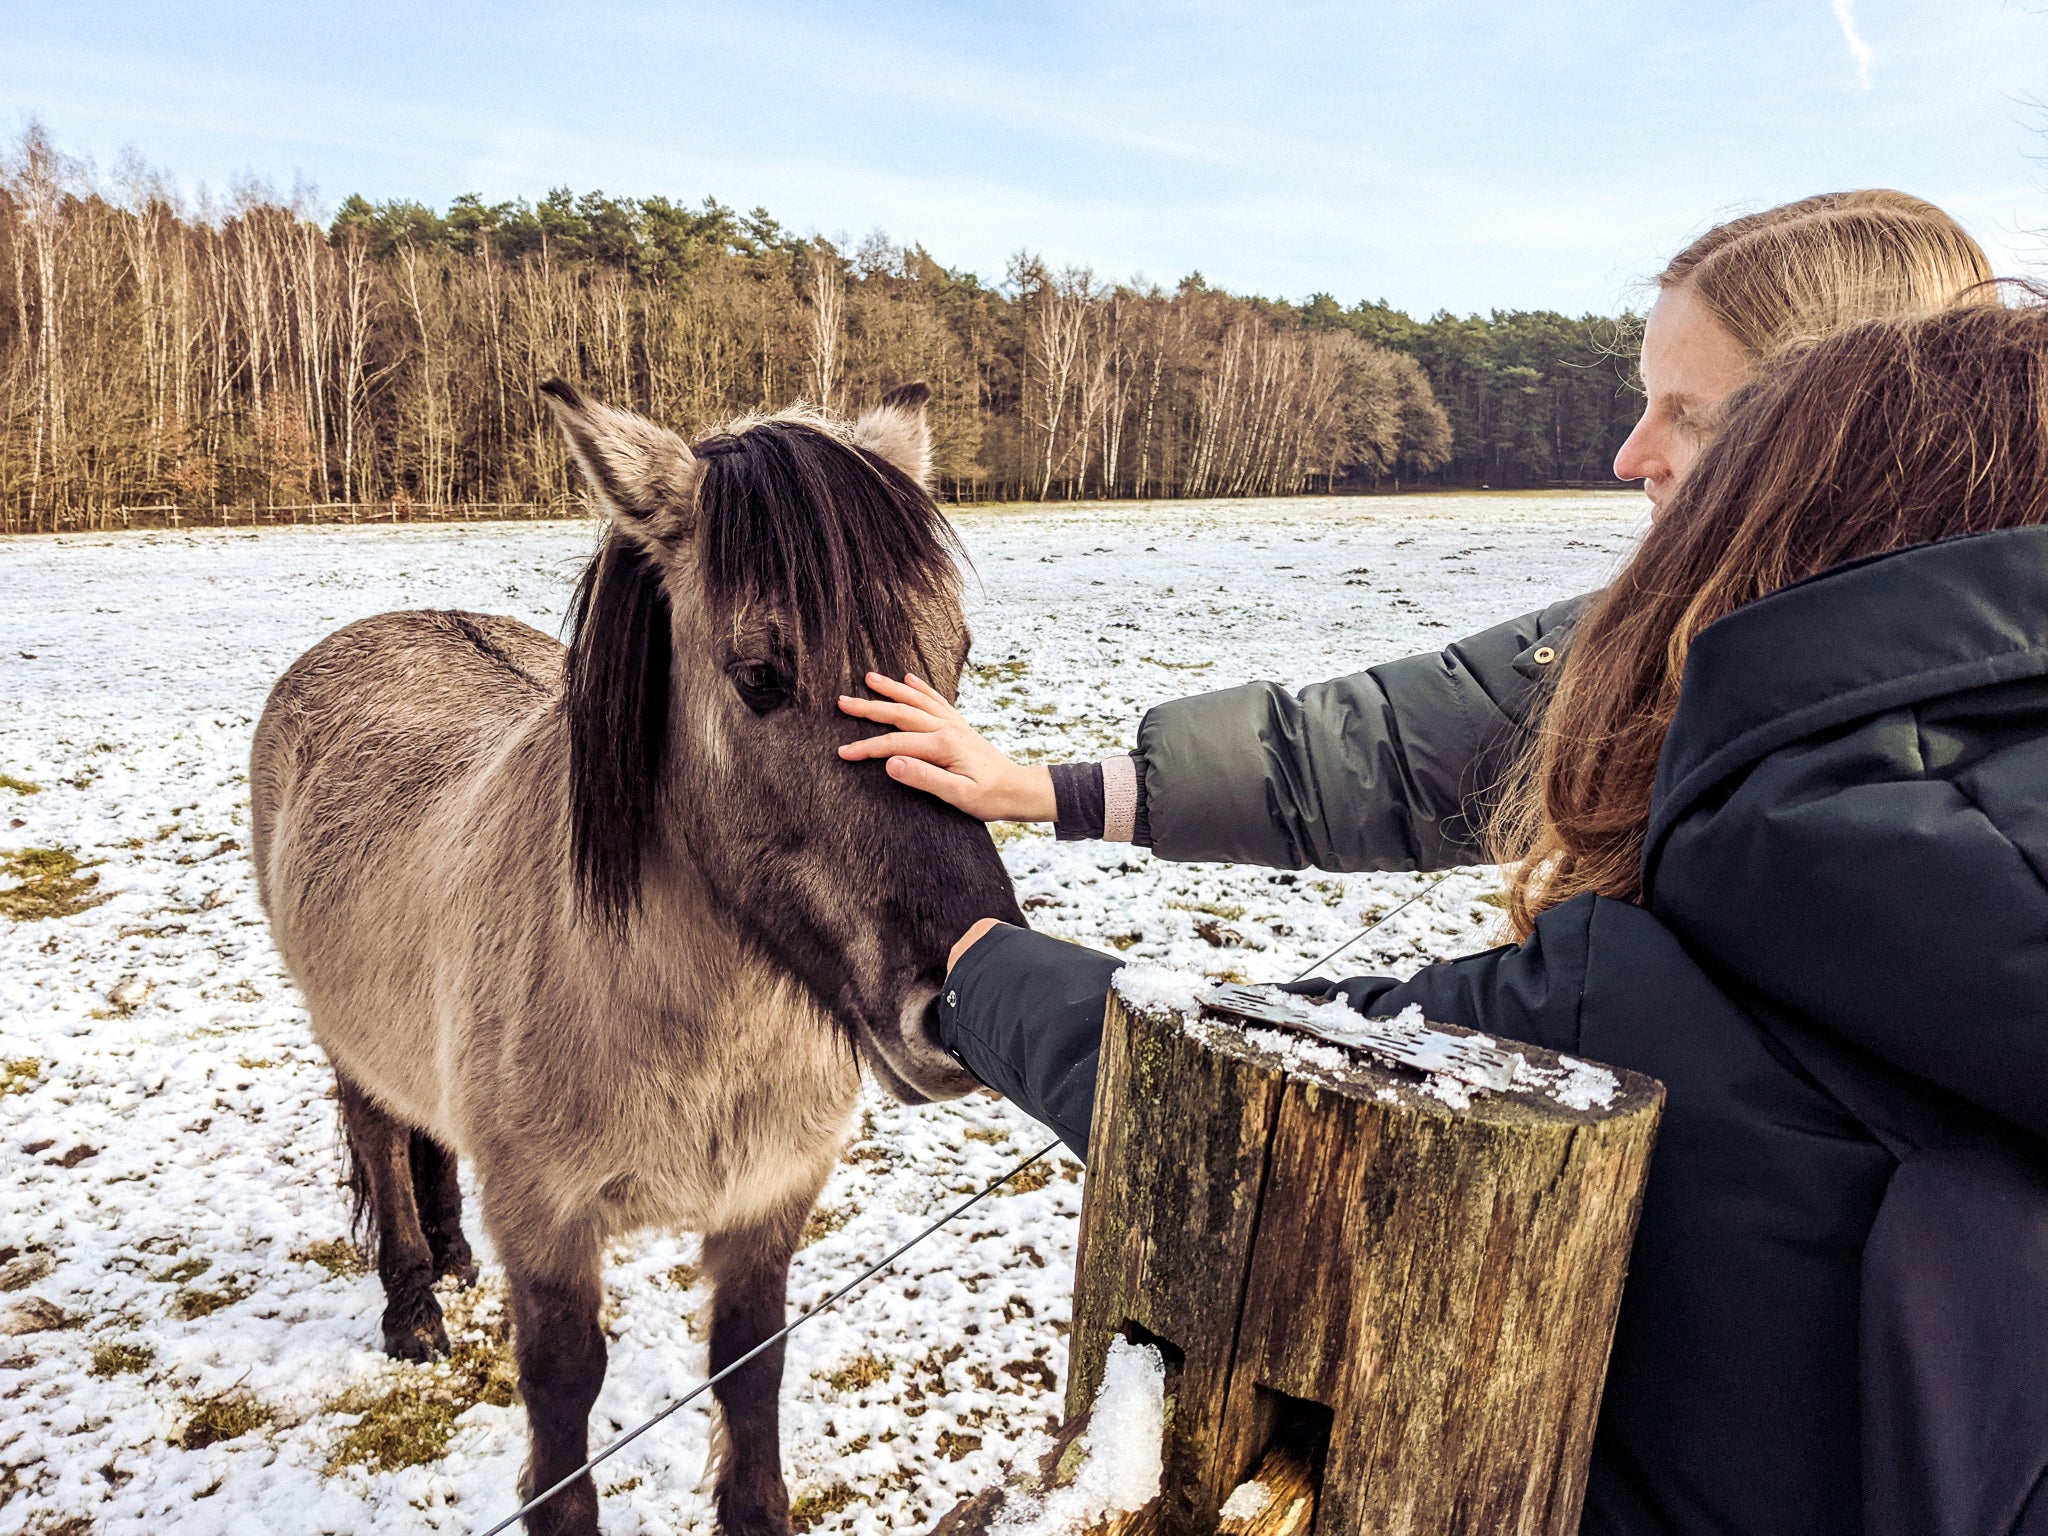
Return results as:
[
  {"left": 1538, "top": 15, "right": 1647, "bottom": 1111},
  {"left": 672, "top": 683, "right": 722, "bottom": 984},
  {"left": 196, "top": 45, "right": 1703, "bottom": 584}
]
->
[{"left": 730, "top": 663, "right": 789, "bottom": 714}]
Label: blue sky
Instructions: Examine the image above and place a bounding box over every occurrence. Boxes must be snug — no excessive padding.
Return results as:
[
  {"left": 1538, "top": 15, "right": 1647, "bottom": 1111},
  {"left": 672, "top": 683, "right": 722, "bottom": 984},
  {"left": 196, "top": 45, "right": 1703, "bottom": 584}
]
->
[{"left": 7, "top": 1, "right": 2044, "bottom": 315}]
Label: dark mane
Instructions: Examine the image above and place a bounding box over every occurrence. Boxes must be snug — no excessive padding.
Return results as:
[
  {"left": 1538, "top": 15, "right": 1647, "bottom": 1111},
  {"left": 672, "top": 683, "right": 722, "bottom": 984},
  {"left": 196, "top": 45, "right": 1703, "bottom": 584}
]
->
[
  {"left": 563, "top": 414, "right": 962, "bottom": 925},
  {"left": 695, "top": 417, "right": 963, "bottom": 693},
  {"left": 562, "top": 532, "right": 673, "bottom": 926}
]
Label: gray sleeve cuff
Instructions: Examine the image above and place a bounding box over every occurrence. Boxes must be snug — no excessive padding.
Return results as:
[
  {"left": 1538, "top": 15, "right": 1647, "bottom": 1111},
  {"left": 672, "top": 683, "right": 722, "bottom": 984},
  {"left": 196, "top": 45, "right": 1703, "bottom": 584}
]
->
[{"left": 1050, "top": 760, "right": 1106, "bottom": 841}]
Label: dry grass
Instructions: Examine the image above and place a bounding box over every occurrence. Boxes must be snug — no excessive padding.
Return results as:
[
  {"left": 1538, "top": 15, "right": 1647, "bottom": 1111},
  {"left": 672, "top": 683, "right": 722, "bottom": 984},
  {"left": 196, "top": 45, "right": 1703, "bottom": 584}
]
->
[
  {"left": 822, "top": 1353, "right": 892, "bottom": 1393},
  {"left": 323, "top": 1285, "right": 518, "bottom": 1475},
  {"left": 790, "top": 1481, "right": 859, "bottom": 1532},
  {"left": 970, "top": 659, "right": 1029, "bottom": 684},
  {"left": 295, "top": 1239, "right": 370, "bottom": 1280},
  {"left": 0, "top": 774, "right": 40, "bottom": 795},
  {"left": 999, "top": 1164, "right": 1053, "bottom": 1197},
  {"left": 801, "top": 1204, "right": 850, "bottom": 1248},
  {"left": 177, "top": 1391, "right": 273, "bottom": 1449},
  {"left": 170, "top": 1279, "right": 252, "bottom": 1320},
  {"left": 0, "top": 847, "right": 106, "bottom": 922},
  {"left": 0, "top": 1058, "right": 40, "bottom": 1097},
  {"left": 89, "top": 1341, "right": 156, "bottom": 1378}
]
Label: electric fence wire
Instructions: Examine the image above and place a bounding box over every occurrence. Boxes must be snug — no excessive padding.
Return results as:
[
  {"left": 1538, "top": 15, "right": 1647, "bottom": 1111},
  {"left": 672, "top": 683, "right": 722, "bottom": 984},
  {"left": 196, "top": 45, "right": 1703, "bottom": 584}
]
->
[{"left": 477, "top": 869, "right": 1451, "bottom": 1533}]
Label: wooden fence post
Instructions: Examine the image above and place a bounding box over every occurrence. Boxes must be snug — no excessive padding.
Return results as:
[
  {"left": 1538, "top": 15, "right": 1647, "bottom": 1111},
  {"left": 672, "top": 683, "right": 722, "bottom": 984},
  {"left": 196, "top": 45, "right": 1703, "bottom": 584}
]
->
[{"left": 1067, "top": 992, "right": 1663, "bottom": 1535}]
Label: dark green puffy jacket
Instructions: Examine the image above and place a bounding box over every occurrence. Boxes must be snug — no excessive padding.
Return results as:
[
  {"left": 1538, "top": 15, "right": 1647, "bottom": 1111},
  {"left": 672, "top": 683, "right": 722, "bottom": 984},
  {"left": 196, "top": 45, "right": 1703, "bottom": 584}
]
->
[{"left": 1131, "top": 593, "right": 1589, "bottom": 869}]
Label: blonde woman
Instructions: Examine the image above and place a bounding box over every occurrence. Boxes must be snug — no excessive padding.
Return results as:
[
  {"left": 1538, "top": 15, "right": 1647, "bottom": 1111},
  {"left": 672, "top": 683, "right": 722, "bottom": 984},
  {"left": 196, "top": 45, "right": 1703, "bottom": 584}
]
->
[{"left": 842, "top": 191, "right": 1996, "bottom": 879}]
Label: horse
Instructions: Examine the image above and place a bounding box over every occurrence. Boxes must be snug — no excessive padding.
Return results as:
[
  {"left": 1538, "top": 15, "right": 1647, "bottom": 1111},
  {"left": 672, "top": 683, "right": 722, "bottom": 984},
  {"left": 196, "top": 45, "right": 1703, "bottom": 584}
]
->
[{"left": 248, "top": 381, "right": 1023, "bottom": 1536}]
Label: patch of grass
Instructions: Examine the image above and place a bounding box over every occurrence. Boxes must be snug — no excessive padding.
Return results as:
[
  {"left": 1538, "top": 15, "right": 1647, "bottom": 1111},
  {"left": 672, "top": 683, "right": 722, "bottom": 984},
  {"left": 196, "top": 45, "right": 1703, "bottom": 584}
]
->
[
  {"left": 790, "top": 1481, "right": 858, "bottom": 1532},
  {"left": 171, "top": 1279, "right": 251, "bottom": 1320},
  {"left": 323, "top": 1287, "right": 518, "bottom": 1474},
  {"left": 665, "top": 1260, "right": 701, "bottom": 1290},
  {"left": 0, "top": 774, "right": 39, "bottom": 795},
  {"left": 154, "top": 1257, "right": 210, "bottom": 1285},
  {"left": 989, "top": 821, "right": 1046, "bottom": 847},
  {"left": 822, "top": 1353, "right": 891, "bottom": 1393},
  {"left": 801, "top": 1204, "right": 850, "bottom": 1248},
  {"left": 1103, "top": 932, "right": 1143, "bottom": 951},
  {"left": 999, "top": 1164, "right": 1053, "bottom": 1197},
  {"left": 970, "top": 659, "right": 1029, "bottom": 684},
  {"left": 177, "top": 1390, "right": 272, "bottom": 1449},
  {"left": 295, "top": 1240, "right": 369, "bottom": 1280},
  {"left": 0, "top": 847, "right": 107, "bottom": 922},
  {"left": 89, "top": 1341, "right": 156, "bottom": 1378},
  {"left": 0, "top": 1058, "right": 41, "bottom": 1097},
  {"left": 1477, "top": 889, "right": 1510, "bottom": 909},
  {"left": 1168, "top": 899, "right": 1246, "bottom": 920},
  {"left": 1139, "top": 656, "right": 1215, "bottom": 671},
  {"left": 936, "top": 1429, "right": 983, "bottom": 1461}
]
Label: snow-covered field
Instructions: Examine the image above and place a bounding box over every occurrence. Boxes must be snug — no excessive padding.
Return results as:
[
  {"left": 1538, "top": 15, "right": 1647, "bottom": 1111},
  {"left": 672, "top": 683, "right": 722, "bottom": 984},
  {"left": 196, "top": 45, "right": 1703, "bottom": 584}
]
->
[{"left": 0, "top": 490, "right": 1644, "bottom": 1536}]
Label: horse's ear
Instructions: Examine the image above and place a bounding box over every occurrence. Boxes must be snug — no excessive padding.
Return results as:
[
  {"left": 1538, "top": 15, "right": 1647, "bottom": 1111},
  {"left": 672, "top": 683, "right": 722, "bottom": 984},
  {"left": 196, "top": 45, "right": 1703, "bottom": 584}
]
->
[
  {"left": 852, "top": 381, "right": 932, "bottom": 487},
  {"left": 542, "top": 380, "right": 698, "bottom": 545}
]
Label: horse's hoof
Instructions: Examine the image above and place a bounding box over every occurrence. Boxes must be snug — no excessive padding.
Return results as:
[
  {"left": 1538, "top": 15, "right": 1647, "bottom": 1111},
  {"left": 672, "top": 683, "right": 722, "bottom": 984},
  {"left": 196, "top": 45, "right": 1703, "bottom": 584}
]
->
[
  {"left": 434, "top": 1243, "right": 479, "bottom": 1288},
  {"left": 382, "top": 1314, "right": 450, "bottom": 1362}
]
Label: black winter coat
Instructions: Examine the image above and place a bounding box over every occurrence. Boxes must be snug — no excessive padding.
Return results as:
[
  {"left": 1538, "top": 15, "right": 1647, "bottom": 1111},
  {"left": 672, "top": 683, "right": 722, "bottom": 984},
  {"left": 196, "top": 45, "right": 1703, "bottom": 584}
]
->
[{"left": 941, "top": 527, "right": 2048, "bottom": 1536}]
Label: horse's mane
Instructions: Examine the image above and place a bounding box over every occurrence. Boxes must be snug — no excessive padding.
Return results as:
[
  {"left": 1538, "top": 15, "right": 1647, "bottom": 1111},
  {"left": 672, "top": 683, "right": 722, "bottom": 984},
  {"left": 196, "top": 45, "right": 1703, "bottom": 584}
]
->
[{"left": 561, "top": 412, "right": 964, "bottom": 925}]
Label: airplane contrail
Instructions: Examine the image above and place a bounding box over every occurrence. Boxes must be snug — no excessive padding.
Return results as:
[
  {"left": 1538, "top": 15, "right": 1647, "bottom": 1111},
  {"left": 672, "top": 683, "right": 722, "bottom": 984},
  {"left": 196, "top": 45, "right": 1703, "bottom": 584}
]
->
[{"left": 1830, "top": 0, "right": 1875, "bottom": 90}]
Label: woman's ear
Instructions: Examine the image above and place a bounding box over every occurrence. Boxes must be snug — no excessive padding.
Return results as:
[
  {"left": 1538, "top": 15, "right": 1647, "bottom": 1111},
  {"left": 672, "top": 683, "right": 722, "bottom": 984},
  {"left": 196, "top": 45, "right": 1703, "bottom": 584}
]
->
[
  {"left": 853, "top": 381, "right": 932, "bottom": 486},
  {"left": 541, "top": 379, "right": 699, "bottom": 545}
]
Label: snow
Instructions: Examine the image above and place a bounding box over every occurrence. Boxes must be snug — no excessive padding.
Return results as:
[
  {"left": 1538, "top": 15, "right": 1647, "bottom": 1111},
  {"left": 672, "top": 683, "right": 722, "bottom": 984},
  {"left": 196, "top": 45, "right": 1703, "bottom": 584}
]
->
[
  {"left": 1218, "top": 1478, "right": 1272, "bottom": 1522},
  {"left": 993, "top": 1337, "right": 1163, "bottom": 1536},
  {"left": 0, "top": 490, "right": 1642, "bottom": 1533},
  {"left": 1109, "top": 965, "right": 1215, "bottom": 1021},
  {"left": 1513, "top": 1053, "right": 1621, "bottom": 1112}
]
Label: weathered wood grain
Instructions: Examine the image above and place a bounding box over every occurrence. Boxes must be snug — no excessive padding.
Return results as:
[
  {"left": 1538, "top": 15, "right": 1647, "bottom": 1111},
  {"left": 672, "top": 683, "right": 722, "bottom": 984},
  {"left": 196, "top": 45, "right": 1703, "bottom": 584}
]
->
[{"left": 1069, "top": 992, "right": 1663, "bottom": 1535}]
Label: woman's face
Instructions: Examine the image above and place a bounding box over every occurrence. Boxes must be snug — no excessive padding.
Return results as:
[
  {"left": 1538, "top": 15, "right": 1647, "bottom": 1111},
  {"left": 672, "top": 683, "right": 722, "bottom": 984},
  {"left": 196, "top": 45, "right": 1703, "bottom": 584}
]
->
[{"left": 1613, "top": 283, "right": 1752, "bottom": 514}]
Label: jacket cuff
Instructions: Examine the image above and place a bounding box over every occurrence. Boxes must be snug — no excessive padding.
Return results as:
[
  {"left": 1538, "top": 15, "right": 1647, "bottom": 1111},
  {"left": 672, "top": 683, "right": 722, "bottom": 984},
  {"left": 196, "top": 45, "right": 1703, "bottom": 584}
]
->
[
  {"left": 1049, "top": 760, "right": 1105, "bottom": 841},
  {"left": 938, "top": 924, "right": 1121, "bottom": 1159}
]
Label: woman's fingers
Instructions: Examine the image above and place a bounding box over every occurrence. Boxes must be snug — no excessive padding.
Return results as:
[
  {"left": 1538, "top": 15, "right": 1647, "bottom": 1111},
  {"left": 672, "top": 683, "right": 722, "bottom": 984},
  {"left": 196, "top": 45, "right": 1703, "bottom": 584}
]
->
[
  {"left": 885, "top": 754, "right": 979, "bottom": 806},
  {"left": 837, "top": 693, "right": 943, "bottom": 732},
  {"left": 868, "top": 671, "right": 964, "bottom": 722},
  {"left": 838, "top": 730, "right": 942, "bottom": 763}
]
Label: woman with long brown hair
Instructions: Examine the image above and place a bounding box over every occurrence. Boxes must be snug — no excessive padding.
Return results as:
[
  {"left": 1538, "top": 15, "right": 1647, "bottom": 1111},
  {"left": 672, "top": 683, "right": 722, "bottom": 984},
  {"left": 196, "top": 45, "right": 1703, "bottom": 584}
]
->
[{"left": 905, "top": 300, "right": 2048, "bottom": 1529}]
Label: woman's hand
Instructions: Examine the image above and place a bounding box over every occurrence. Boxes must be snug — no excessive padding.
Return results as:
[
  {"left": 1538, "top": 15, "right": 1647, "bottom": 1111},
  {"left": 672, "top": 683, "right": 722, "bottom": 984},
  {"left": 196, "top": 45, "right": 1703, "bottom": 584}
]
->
[
  {"left": 949, "top": 917, "right": 1008, "bottom": 973},
  {"left": 838, "top": 672, "right": 1057, "bottom": 823}
]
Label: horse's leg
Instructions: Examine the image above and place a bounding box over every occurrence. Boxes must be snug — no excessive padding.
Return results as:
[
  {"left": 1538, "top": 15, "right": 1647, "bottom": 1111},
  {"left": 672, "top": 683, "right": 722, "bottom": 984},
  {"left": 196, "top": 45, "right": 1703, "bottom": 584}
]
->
[
  {"left": 505, "top": 1232, "right": 606, "bottom": 1536},
  {"left": 702, "top": 1199, "right": 810, "bottom": 1536},
  {"left": 408, "top": 1130, "right": 478, "bottom": 1286},
  {"left": 336, "top": 1070, "right": 448, "bottom": 1361}
]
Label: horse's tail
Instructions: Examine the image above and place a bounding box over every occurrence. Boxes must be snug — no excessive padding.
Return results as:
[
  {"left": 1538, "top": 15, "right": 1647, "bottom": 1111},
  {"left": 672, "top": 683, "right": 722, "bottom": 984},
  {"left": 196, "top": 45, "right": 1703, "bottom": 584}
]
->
[{"left": 337, "top": 1095, "right": 374, "bottom": 1241}]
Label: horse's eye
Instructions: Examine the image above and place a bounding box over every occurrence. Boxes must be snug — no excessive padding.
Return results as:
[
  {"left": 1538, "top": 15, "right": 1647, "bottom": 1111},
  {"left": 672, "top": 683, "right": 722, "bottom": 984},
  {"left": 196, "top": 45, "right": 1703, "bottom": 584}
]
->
[{"left": 729, "top": 662, "right": 789, "bottom": 715}]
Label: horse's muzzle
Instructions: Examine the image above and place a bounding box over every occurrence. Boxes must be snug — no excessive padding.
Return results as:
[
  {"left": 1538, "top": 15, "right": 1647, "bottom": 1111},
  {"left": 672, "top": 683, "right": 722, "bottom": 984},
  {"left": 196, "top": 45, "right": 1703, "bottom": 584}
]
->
[{"left": 855, "top": 980, "right": 979, "bottom": 1103}]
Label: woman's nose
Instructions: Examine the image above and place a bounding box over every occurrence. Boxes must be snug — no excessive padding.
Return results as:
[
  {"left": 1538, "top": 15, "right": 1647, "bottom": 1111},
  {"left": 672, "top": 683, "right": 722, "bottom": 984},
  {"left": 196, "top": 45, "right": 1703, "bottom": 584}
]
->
[{"left": 1613, "top": 416, "right": 1666, "bottom": 490}]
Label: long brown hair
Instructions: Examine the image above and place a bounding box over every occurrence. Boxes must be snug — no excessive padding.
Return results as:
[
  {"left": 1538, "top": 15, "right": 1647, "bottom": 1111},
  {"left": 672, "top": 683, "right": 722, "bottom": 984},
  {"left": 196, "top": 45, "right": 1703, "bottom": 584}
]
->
[
  {"left": 1496, "top": 299, "right": 2048, "bottom": 937},
  {"left": 1659, "top": 190, "right": 1994, "bottom": 361}
]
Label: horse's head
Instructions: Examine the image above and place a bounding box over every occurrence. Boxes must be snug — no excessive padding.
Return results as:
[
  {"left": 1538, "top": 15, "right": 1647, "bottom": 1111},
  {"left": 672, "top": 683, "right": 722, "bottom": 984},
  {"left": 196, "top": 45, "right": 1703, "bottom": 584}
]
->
[{"left": 543, "top": 380, "right": 1023, "bottom": 1103}]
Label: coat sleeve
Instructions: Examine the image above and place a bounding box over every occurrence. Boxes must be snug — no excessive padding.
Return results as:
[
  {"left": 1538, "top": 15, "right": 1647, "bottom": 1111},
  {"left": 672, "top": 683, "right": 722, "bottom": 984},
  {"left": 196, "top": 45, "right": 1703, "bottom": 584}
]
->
[
  {"left": 936, "top": 924, "right": 1122, "bottom": 1159},
  {"left": 1133, "top": 594, "right": 1589, "bottom": 871},
  {"left": 935, "top": 897, "right": 1602, "bottom": 1161}
]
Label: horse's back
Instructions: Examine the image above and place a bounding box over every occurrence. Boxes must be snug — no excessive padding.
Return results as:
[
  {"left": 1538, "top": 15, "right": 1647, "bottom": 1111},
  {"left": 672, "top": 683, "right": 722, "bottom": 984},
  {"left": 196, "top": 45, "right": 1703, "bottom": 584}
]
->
[
  {"left": 250, "top": 611, "right": 563, "bottom": 1121},
  {"left": 251, "top": 608, "right": 560, "bottom": 871}
]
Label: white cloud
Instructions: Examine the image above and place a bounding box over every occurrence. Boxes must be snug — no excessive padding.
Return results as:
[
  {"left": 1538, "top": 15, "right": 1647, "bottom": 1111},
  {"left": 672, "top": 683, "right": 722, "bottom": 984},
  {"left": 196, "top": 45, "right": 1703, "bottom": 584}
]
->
[{"left": 1830, "top": 0, "right": 1876, "bottom": 90}]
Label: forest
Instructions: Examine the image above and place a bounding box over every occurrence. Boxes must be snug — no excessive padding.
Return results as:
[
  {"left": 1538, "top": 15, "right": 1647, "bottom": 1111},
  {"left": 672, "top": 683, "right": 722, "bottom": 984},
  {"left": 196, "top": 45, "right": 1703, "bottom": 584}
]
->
[{"left": 0, "top": 124, "right": 1641, "bottom": 533}]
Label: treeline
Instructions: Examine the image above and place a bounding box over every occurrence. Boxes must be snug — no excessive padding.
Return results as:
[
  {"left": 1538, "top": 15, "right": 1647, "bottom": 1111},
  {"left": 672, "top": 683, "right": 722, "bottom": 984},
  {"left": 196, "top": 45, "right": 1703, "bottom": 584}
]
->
[{"left": 0, "top": 124, "right": 1637, "bottom": 533}]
